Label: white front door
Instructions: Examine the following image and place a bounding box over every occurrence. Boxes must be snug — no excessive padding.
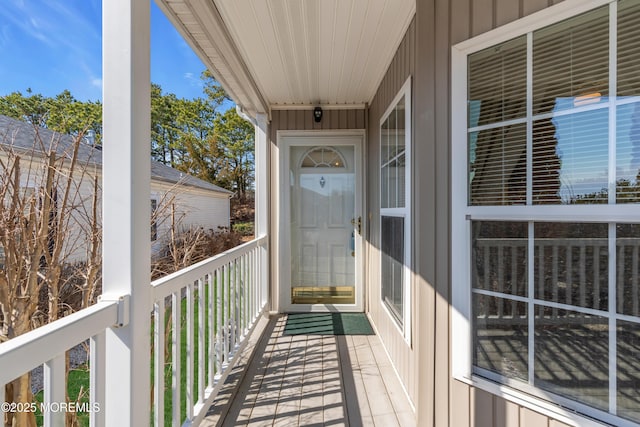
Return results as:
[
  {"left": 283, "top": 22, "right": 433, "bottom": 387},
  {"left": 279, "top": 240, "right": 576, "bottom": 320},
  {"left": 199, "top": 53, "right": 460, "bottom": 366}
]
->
[{"left": 280, "top": 134, "right": 363, "bottom": 312}]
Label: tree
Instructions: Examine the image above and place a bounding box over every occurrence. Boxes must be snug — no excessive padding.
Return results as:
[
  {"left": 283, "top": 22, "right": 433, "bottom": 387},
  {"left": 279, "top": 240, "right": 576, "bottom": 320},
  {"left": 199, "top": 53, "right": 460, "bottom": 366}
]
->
[
  {"left": 0, "top": 90, "right": 102, "bottom": 144},
  {"left": 213, "top": 108, "right": 254, "bottom": 197},
  {"left": 0, "top": 125, "right": 102, "bottom": 427}
]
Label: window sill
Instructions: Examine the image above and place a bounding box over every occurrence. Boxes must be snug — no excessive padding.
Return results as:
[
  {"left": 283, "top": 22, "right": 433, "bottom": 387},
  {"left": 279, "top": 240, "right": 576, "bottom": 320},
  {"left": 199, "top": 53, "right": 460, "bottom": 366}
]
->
[{"left": 454, "top": 374, "right": 617, "bottom": 427}]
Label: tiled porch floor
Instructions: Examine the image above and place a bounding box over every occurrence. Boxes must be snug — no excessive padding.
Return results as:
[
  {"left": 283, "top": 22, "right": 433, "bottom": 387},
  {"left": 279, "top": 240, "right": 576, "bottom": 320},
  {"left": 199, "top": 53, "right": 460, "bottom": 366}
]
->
[{"left": 202, "top": 315, "right": 415, "bottom": 427}]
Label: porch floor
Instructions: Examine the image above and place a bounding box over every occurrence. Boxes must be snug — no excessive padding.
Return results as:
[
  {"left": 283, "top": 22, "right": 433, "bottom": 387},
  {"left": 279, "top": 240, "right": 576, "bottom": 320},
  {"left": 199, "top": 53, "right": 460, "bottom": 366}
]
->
[{"left": 202, "top": 315, "right": 415, "bottom": 427}]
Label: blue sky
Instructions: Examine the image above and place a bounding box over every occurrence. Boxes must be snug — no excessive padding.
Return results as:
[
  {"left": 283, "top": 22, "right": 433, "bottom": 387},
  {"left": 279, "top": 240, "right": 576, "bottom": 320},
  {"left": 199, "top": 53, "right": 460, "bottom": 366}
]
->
[{"left": 0, "top": 0, "right": 209, "bottom": 101}]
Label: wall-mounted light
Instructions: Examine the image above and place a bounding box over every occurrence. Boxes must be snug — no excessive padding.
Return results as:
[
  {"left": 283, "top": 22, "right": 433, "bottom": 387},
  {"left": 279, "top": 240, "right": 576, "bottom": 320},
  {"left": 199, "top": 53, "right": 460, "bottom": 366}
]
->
[{"left": 313, "top": 106, "right": 323, "bottom": 123}]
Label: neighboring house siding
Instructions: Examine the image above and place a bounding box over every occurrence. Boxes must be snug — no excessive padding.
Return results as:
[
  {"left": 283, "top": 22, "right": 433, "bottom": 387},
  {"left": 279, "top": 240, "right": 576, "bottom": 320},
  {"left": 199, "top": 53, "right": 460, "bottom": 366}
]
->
[
  {"left": 0, "top": 115, "right": 231, "bottom": 266},
  {"left": 367, "top": 18, "right": 417, "bottom": 407},
  {"left": 0, "top": 150, "right": 102, "bottom": 264},
  {"left": 396, "top": 0, "right": 578, "bottom": 426},
  {"left": 151, "top": 182, "right": 230, "bottom": 244}
]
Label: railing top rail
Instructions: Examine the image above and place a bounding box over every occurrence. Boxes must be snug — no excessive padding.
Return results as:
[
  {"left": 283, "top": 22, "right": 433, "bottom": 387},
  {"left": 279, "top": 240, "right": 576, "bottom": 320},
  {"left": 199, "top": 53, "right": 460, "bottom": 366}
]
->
[
  {"left": 0, "top": 300, "right": 119, "bottom": 385},
  {"left": 151, "top": 235, "right": 267, "bottom": 301}
]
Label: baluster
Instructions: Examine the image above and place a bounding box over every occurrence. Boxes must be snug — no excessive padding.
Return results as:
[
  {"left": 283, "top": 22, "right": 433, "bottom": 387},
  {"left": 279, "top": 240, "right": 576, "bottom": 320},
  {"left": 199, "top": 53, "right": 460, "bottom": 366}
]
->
[
  {"left": 153, "top": 301, "right": 164, "bottom": 427},
  {"left": 216, "top": 268, "right": 223, "bottom": 373},
  {"left": 223, "top": 264, "right": 229, "bottom": 363},
  {"left": 172, "top": 291, "right": 181, "bottom": 427},
  {"left": 497, "top": 245, "right": 504, "bottom": 317},
  {"left": 230, "top": 260, "right": 237, "bottom": 349},
  {"left": 90, "top": 331, "right": 106, "bottom": 427},
  {"left": 208, "top": 272, "right": 215, "bottom": 386},
  {"left": 43, "top": 353, "right": 65, "bottom": 427},
  {"left": 594, "top": 245, "right": 601, "bottom": 309},
  {"left": 552, "top": 245, "right": 558, "bottom": 317},
  {"left": 198, "top": 277, "right": 205, "bottom": 405},
  {"left": 186, "top": 282, "right": 194, "bottom": 420},
  {"left": 618, "top": 245, "right": 625, "bottom": 314},
  {"left": 0, "top": 380, "right": 5, "bottom": 427},
  {"left": 243, "top": 253, "right": 248, "bottom": 335},
  {"left": 579, "top": 245, "right": 587, "bottom": 309},
  {"left": 633, "top": 245, "right": 639, "bottom": 316},
  {"left": 538, "top": 243, "right": 545, "bottom": 317},
  {"left": 251, "top": 249, "right": 255, "bottom": 321},
  {"left": 566, "top": 245, "right": 573, "bottom": 306}
]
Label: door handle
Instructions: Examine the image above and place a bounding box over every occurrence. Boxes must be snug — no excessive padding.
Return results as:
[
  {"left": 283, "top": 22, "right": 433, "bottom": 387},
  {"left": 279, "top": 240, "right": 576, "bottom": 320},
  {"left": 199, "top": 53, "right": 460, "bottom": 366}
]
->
[{"left": 351, "top": 216, "right": 362, "bottom": 235}]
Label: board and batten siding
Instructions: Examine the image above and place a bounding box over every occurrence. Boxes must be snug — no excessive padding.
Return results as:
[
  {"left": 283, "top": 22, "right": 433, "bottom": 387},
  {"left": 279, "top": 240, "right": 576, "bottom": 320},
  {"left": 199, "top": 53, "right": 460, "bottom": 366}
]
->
[
  {"left": 406, "top": 0, "right": 574, "bottom": 426},
  {"left": 366, "top": 17, "right": 418, "bottom": 408}
]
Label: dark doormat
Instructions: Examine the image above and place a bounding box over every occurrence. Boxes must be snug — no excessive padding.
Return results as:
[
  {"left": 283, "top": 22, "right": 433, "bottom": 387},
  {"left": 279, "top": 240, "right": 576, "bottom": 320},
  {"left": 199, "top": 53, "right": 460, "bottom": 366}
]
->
[{"left": 283, "top": 313, "right": 375, "bottom": 335}]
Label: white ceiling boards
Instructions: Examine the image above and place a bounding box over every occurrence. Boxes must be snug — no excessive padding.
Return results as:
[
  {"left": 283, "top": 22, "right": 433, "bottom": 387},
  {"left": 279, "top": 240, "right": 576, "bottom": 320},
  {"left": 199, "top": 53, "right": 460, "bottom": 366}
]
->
[{"left": 157, "top": 0, "right": 416, "bottom": 114}]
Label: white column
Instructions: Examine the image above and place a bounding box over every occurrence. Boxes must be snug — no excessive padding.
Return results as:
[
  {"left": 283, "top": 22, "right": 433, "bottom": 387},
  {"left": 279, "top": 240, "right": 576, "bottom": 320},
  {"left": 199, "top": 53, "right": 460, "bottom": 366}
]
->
[
  {"left": 254, "top": 114, "right": 269, "bottom": 238},
  {"left": 102, "top": 0, "right": 151, "bottom": 425},
  {"left": 254, "top": 114, "right": 270, "bottom": 309}
]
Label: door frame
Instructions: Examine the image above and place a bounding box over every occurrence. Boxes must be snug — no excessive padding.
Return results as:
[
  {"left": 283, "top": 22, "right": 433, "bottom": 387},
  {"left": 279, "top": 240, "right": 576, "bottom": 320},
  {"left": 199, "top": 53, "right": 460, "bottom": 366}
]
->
[{"left": 277, "top": 130, "right": 366, "bottom": 313}]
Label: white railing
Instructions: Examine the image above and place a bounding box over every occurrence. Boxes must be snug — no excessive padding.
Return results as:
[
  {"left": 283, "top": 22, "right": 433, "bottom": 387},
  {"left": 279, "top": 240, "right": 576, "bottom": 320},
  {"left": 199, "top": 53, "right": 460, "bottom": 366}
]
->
[
  {"left": 0, "top": 236, "right": 268, "bottom": 427},
  {"left": 150, "top": 235, "right": 268, "bottom": 427},
  {"left": 0, "top": 299, "right": 121, "bottom": 427}
]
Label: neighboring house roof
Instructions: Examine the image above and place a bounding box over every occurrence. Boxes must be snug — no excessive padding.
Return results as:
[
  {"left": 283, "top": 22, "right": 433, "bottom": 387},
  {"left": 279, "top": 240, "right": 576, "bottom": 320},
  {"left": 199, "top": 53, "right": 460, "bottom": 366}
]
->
[{"left": 0, "top": 114, "right": 232, "bottom": 196}]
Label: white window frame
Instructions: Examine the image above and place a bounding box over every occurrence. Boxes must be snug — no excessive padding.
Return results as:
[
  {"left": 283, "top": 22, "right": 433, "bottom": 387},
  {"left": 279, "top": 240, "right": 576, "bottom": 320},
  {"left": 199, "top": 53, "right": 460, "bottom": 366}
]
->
[
  {"left": 452, "top": 1, "right": 640, "bottom": 426},
  {"left": 380, "top": 76, "right": 412, "bottom": 342}
]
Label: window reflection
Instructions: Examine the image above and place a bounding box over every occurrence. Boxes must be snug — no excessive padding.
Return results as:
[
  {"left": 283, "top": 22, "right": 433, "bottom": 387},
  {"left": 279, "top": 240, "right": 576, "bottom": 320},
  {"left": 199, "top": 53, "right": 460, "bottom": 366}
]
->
[
  {"left": 474, "top": 294, "right": 528, "bottom": 381},
  {"left": 534, "top": 306, "right": 609, "bottom": 411}
]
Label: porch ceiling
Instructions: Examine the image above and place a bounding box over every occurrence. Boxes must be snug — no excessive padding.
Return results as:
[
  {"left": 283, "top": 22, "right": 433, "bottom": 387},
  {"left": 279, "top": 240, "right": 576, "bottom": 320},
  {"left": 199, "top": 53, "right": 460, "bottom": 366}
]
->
[{"left": 156, "top": 0, "right": 416, "bottom": 116}]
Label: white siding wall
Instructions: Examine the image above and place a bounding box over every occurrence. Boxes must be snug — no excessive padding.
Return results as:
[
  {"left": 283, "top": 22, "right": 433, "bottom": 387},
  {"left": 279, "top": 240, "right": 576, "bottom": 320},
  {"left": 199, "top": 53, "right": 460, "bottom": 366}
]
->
[
  {"left": 151, "top": 182, "right": 231, "bottom": 253},
  {"left": 0, "top": 150, "right": 231, "bottom": 264}
]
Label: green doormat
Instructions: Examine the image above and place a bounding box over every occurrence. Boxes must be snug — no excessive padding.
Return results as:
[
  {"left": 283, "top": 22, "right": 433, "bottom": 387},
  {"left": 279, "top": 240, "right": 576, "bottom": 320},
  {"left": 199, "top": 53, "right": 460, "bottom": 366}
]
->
[{"left": 283, "top": 313, "right": 374, "bottom": 335}]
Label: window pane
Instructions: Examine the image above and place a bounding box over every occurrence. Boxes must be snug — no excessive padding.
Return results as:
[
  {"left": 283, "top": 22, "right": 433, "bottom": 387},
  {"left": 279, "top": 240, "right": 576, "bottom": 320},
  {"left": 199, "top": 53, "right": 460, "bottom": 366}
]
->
[
  {"left": 533, "top": 110, "right": 609, "bottom": 204},
  {"left": 381, "top": 216, "right": 404, "bottom": 323},
  {"left": 472, "top": 221, "right": 528, "bottom": 297},
  {"left": 617, "top": 224, "right": 640, "bottom": 316},
  {"left": 381, "top": 98, "right": 407, "bottom": 209},
  {"left": 617, "top": 102, "right": 640, "bottom": 203},
  {"left": 617, "top": 320, "right": 640, "bottom": 424},
  {"left": 468, "top": 36, "right": 527, "bottom": 127},
  {"left": 533, "top": 6, "right": 609, "bottom": 115},
  {"left": 473, "top": 294, "right": 528, "bottom": 381},
  {"left": 534, "top": 306, "right": 609, "bottom": 411},
  {"left": 381, "top": 118, "right": 389, "bottom": 208},
  {"left": 396, "top": 101, "right": 406, "bottom": 208},
  {"left": 534, "top": 222, "right": 608, "bottom": 310},
  {"left": 618, "top": 0, "right": 640, "bottom": 97},
  {"left": 469, "top": 123, "right": 527, "bottom": 205}
]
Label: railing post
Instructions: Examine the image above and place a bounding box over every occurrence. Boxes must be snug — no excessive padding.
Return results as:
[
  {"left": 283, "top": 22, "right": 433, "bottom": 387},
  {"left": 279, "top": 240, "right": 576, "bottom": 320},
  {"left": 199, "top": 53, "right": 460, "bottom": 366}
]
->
[
  {"left": 101, "top": 0, "right": 151, "bottom": 426},
  {"left": 102, "top": 0, "right": 151, "bottom": 425}
]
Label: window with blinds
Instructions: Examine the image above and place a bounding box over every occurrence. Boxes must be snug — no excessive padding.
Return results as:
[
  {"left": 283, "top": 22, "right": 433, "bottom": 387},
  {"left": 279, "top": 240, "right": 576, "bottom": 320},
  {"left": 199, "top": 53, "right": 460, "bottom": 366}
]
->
[
  {"left": 468, "top": 1, "right": 640, "bottom": 206},
  {"left": 455, "top": 2, "right": 640, "bottom": 426}
]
